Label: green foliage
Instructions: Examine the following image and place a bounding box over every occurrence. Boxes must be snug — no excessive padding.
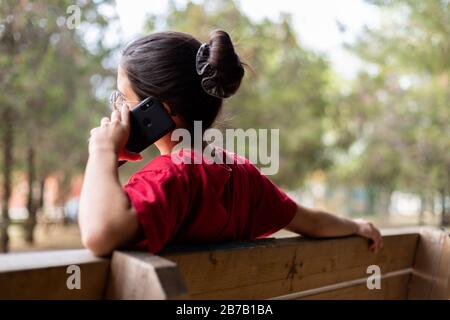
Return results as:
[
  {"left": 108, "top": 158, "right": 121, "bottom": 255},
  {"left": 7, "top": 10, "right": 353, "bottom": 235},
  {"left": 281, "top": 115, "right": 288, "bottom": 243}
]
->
[
  {"left": 332, "top": 0, "right": 449, "bottom": 205},
  {"left": 1, "top": 0, "right": 448, "bottom": 211},
  {"left": 0, "top": 0, "right": 117, "bottom": 186}
]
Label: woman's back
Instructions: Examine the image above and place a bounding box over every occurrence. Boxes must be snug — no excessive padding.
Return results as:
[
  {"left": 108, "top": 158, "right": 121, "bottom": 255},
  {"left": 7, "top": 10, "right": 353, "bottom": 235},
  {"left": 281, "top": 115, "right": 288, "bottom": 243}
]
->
[{"left": 124, "top": 147, "right": 297, "bottom": 253}]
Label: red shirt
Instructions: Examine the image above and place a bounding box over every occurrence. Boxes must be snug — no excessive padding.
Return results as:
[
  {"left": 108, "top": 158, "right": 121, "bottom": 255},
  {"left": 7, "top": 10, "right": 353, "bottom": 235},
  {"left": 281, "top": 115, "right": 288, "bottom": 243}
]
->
[{"left": 123, "top": 147, "right": 297, "bottom": 253}]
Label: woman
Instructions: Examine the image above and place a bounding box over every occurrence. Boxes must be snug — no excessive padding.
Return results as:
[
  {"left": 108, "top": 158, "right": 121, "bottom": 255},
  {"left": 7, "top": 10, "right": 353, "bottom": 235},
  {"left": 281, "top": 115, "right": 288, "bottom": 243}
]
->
[{"left": 79, "top": 30, "right": 383, "bottom": 256}]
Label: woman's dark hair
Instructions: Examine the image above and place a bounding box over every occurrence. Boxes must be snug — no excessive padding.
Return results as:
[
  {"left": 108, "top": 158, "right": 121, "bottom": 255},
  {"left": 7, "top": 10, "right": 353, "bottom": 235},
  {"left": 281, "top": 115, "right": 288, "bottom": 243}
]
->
[{"left": 120, "top": 30, "right": 245, "bottom": 133}]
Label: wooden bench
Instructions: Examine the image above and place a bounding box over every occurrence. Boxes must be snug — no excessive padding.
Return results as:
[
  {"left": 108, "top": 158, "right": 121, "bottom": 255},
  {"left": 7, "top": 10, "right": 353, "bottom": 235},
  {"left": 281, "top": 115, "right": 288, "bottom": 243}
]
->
[{"left": 0, "top": 227, "right": 449, "bottom": 300}]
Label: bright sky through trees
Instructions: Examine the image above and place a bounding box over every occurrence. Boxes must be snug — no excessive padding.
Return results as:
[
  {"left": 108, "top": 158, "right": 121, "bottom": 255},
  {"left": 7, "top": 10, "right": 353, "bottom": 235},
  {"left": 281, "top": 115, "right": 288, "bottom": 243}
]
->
[{"left": 115, "top": 0, "right": 380, "bottom": 79}]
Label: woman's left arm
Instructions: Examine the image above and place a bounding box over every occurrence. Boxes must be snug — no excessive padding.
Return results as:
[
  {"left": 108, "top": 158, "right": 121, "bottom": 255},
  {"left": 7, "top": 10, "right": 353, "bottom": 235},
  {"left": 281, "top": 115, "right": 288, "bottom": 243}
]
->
[
  {"left": 78, "top": 105, "right": 142, "bottom": 256},
  {"left": 285, "top": 204, "right": 383, "bottom": 253}
]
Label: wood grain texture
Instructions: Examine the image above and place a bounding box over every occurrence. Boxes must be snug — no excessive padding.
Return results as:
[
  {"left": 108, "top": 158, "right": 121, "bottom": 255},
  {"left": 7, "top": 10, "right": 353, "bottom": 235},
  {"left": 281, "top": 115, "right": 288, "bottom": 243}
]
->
[
  {"left": 105, "top": 251, "right": 187, "bottom": 300},
  {"left": 2, "top": 228, "right": 448, "bottom": 300},
  {"left": 161, "top": 233, "right": 419, "bottom": 299},
  {"left": 299, "top": 274, "right": 411, "bottom": 300},
  {"left": 408, "top": 228, "right": 450, "bottom": 299},
  {"left": 0, "top": 249, "right": 110, "bottom": 299}
]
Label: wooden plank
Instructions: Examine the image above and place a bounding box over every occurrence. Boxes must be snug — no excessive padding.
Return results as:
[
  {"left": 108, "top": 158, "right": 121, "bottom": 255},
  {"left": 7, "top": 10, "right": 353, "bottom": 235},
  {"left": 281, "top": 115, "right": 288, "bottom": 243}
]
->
[
  {"left": 408, "top": 228, "right": 450, "bottom": 299},
  {"left": 186, "top": 260, "right": 413, "bottom": 299},
  {"left": 299, "top": 274, "right": 411, "bottom": 300},
  {"left": 105, "top": 251, "right": 187, "bottom": 300},
  {"left": 161, "top": 233, "right": 419, "bottom": 299},
  {"left": 0, "top": 249, "right": 110, "bottom": 299}
]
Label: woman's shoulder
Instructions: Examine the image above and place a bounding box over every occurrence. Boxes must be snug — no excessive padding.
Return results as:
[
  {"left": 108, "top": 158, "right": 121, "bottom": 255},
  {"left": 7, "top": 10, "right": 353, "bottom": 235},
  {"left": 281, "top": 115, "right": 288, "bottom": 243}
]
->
[
  {"left": 128, "top": 146, "right": 258, "bottom": 182},
  {"left": 133, "top": 154, "right": 184, "bottom": 177}
]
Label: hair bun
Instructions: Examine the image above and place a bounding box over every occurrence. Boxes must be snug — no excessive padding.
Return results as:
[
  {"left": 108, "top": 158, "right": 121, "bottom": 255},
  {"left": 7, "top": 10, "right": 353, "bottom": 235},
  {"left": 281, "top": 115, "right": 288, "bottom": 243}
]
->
[{"left": 205, "top": 30, "right": 244, "bottom": 98}]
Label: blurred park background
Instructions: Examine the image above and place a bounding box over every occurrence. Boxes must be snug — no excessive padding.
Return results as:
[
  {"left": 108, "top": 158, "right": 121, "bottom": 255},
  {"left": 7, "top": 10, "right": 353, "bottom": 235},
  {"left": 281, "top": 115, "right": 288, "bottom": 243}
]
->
[{"left": 0, "top": 0, "right": 449, "bottom": 253}]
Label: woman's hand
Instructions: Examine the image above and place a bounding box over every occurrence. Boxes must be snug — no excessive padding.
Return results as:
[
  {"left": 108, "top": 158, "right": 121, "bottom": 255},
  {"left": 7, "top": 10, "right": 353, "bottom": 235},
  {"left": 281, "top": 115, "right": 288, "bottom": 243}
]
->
[
  {"left": 354, "top": 219, "right": 383, "bottom": 253},
  {"left": 89, "top": 105, "right": 142, "bottom": 162},
  {"left": 286, "top": 205, "right": 384, "bottom": 254}
]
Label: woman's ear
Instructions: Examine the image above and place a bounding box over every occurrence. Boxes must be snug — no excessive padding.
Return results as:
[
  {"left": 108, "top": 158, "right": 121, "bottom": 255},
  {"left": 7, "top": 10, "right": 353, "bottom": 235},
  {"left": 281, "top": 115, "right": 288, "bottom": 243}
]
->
[
  {"left": 163, "top": 102, "right": 177, "bottom": 117},
  {"left": 164, "top": 102, "right": 184, "bottom": 128}
]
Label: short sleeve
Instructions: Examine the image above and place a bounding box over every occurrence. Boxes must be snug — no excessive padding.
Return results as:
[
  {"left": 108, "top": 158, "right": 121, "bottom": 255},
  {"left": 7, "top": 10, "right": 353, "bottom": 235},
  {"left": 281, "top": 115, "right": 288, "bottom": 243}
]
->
[
  {"left": 248, "top": 166, "right": 297, "bottom": 238},
  {"left": 123, "top": 169, "right": 188, "bottom": 253}
]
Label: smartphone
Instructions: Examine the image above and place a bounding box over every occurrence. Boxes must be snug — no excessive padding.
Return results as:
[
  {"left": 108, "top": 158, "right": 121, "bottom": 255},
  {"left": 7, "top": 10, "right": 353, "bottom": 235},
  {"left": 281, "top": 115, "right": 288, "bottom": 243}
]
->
[{"left": 118, "top": 96, "right": 176, "bottom": 167}]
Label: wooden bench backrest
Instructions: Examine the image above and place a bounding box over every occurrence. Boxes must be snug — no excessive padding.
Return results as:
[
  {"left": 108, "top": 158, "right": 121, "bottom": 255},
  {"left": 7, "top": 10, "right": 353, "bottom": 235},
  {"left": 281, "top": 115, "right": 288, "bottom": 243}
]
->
[
  {"left": 0, "top": 250, "right": 109, "bottom": 299},
  {"left": 0, "top": 227, "right": 448, "bottom": 300}
]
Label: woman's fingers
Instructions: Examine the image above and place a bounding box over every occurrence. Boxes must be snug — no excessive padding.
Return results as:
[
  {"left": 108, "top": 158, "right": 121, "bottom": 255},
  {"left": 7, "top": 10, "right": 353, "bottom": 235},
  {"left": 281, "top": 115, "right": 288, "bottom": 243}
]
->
[
  {"left": 121, "top": 104, "right": 130, "bottom": 127},
  {"left": 375, "top": 228, "right": 382, "bottom": 250},
  {"left": 111, "top": 109, "right": 121, "bottom": 123},
  {"left": 373, "top": 239, "right": 380, "bottom": 253},
  {"left": 369, "top": 239, "right": 379, "bottom": 253},
  {"left": 100, "top": 117, "right": 110, "bottom": 127},
  {"left": 364, "top": 224, "right": 381, "bottom": 253},
  {"left": 119, "top": 149, "right": 143, "bottom": 162},
  {"left": 371, "top": 230, "right": 383, "bottom": 253},
  {"left": 355, "top": 219, "right": 383, "bottom": 253}
]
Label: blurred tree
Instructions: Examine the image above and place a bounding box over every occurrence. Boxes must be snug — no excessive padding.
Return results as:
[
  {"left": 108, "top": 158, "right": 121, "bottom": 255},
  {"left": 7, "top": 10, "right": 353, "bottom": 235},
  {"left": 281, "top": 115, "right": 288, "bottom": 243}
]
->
[
  {"left": 0, "top": 0, "right": 117, "bottom": 250},
  {"left": 333, "top": 0, "right": 449, "bottom": 224}
]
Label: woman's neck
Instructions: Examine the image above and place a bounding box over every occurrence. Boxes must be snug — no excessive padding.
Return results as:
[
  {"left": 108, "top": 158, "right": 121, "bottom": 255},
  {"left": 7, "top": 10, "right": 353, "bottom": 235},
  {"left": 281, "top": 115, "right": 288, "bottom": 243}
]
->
[{"left": 155, "top": 133, "right": 179, "bottom": 155}]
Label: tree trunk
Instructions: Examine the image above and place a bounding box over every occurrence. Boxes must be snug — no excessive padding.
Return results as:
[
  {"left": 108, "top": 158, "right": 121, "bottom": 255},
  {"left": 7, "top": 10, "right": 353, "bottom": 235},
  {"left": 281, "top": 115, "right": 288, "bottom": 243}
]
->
[
  {"left": 25, "top": 145, "right": 37, "bottom": 244},
  {"left": 366, "top": 186, "right": 377, "bottom": 216},
  {"left": 431, "top": 192, "right": 436, "bottom": 216},
  {"left": 34, "top": 176, "right": 47, "bottom": 236},
  {"left": 419, "top": 194, "right": 426, "bottom": 226},
  {"left": 1, "top": 108, "right": 13, "bottom": 253},
  {"left": 379, "top": 188, "right": 392, "bottom": 218},
  {"left": 38, "top": 177, "right": 46, "bottom": 214},
  {"left": 439, "top": 189, "right": 450, "bottom": 227},
  {"left": 440, "top": 188, "right": 450, "bottom": 227}
]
